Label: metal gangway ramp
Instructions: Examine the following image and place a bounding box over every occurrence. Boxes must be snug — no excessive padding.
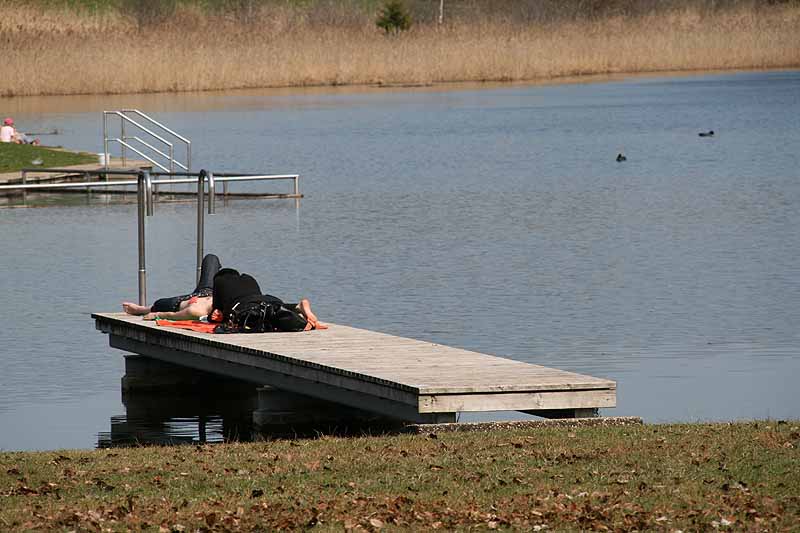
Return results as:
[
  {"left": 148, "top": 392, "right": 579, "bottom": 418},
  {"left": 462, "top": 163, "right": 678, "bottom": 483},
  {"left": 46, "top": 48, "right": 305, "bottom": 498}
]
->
[{"left": 94, "top": 313, "right": 616, "bottom": 423}]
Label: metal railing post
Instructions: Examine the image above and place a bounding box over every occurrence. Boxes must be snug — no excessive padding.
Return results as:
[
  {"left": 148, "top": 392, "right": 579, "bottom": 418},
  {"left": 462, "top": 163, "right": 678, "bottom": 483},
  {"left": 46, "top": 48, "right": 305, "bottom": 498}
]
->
[
  {"left": 137, "top": 172, "right": 147, "bottom": 306},
  {"left": 21, "top": 170, "right": 27, "bottom": 204},
  {"left": 208, "top": 172, "right": 215, "bottom": 214},
  {"left": 102, "top": 112, "right": 109, "bottom": 170},
  {"left": 143, "top": 169, "right": 154, "bottom": 216},
  {"left": 121, "top": 117, "right": 126, "bottom": 167},
  {"left": 196, "top": 169, "right": 206, "bottom": 284}
]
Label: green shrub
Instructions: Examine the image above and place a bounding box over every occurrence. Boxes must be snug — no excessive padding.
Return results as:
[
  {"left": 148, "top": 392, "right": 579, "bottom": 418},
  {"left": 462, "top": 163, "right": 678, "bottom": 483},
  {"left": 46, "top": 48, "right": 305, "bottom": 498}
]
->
[
  {"left": 376, "top": 0, "right": 412, "bottom": 34},
  {"left": 122, "top": 0, "right": 177, "bottom": 28}
]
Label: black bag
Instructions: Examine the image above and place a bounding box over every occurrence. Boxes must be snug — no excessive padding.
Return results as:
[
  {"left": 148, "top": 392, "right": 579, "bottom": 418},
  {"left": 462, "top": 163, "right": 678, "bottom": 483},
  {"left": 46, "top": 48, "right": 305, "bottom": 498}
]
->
[
  {"left": 226, "top": 299, "right": 307, "bottom": 333},
  {"left": 271, "top": 304, "right": 309, "bottom": 332},
  {"left": 232, "top": 300, "right": 273, "bottom": 333}
]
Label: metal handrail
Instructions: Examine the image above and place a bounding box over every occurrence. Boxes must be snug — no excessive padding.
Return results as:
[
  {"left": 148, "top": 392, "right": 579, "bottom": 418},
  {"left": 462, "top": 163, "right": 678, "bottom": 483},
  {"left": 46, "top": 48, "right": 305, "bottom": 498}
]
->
[
  {"left": 126, "top": 136, "right": 189, "bottom": 171},
  {"left": 121, "top": 109, "right": 191, "bottom": 171},
  {"left": 1, "top": 169, "right": 300, "bottom": 190},
  {"left": 103, "top": 109, "right": 191, "bottom": 174},
  {"left": 122, "top": 109, "right": 191, "bottom": 144},
  {"left": 0, "top": 175, "right": 300, "bottom": 190},
  {"left": 112, "top": 139, "right": 171, "bottom": 172},
  {"left": 1, "top": 169, "right": 301, "bottom": 304}
]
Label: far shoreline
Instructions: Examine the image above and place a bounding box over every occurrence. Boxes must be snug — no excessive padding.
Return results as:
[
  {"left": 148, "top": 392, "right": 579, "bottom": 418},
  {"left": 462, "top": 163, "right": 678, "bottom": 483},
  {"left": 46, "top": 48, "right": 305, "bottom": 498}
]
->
[
  {"left": 1, "top": 67, "right": 797, "bottom": 112},
  {"left": 5, "top": 1, "right": 798, "bottom": 98}
]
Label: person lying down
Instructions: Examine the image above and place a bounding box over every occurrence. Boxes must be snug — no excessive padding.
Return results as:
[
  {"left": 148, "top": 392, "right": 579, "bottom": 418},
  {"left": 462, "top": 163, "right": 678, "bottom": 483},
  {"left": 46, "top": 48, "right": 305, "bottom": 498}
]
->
[{"left": 122, "top": 254, "right": 327, "bottom": 332}]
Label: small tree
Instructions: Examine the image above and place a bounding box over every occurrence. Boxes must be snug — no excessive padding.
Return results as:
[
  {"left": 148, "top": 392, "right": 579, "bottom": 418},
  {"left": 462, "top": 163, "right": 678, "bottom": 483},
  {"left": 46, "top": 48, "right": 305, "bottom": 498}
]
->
[{"left": 376, "top": 0, "right": 412, "bottom": 34}]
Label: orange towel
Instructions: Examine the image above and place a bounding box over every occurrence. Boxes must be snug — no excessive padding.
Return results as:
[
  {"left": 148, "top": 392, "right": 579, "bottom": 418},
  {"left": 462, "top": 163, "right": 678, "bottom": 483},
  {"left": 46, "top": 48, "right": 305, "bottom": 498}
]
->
[{"left": 155, "top": 319, "right": 218, "bottom": 333}]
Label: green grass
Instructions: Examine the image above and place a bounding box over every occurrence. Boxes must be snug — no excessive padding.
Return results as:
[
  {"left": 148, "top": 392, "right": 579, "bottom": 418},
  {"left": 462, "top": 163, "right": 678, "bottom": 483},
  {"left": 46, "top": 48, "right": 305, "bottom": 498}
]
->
[
  {"left": 0, "top": 143, "right": 98, "bottom": 173},
  {"left": 1, "top": 422, "right": 798, "bottom": 531}
]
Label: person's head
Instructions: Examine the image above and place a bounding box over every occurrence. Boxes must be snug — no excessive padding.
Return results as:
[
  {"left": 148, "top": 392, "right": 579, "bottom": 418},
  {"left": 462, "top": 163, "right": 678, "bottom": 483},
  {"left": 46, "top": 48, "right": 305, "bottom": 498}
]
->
[{"left": 3, "top": 118, "right": 13, "bottom": 126}]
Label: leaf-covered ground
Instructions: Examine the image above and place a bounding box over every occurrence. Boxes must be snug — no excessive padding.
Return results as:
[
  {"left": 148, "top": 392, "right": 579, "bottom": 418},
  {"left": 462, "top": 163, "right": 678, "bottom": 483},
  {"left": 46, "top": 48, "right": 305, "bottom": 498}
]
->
[{"left": 1, "top": 421, "right": 798, "bottom": 531}]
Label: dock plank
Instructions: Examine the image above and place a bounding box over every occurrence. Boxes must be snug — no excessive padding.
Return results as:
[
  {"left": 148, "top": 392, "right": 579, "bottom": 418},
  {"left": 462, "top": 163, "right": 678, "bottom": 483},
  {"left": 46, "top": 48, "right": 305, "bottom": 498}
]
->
[{"left": 93, "top": 312, "right": 616, "bottom": 422}]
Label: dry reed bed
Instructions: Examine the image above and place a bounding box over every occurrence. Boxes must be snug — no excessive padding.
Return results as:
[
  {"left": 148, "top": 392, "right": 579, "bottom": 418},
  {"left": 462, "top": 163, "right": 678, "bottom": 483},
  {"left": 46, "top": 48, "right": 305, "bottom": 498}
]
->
[{"left": 1, "top": 3, "right": 799, "bottom": 96}]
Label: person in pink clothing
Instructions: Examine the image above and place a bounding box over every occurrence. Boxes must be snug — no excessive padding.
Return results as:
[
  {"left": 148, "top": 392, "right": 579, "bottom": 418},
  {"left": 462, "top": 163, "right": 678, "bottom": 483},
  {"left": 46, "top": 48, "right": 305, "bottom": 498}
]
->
[
  {"left": 0, "top": 118, "right": 17, "bottom": 143},
  {"left": 0, "top": 117, "right": 39, "bottom": 144}
]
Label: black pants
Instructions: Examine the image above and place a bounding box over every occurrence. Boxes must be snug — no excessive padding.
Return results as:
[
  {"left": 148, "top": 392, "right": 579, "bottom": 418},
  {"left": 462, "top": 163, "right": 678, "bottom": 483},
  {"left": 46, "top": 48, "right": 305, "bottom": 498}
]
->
[{"left": 151, "top": 254, "right": 221, "bottom": 313}]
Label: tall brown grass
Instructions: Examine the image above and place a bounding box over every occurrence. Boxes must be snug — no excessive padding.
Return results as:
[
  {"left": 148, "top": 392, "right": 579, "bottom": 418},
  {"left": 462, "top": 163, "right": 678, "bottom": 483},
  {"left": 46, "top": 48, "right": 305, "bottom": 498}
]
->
[{"left": 1, "top": 0, "right": 798, "bottom": 97}]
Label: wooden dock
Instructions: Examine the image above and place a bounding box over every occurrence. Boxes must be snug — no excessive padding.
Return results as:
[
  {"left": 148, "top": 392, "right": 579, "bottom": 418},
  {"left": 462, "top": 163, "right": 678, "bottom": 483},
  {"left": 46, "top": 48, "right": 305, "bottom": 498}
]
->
[{"left": 94, "top": 313, "right": 616, "bottom": 424}]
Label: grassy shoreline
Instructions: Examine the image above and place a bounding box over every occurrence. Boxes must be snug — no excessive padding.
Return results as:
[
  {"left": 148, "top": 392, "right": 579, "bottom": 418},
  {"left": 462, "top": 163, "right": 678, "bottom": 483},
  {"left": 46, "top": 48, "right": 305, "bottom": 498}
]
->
[
  {"left": 2, "top": 421, "right": 798, "bottom": 531},
  {"left": 0, "top": 143, "right": 98, "bottom": 174},
  {"left": 1, "top": 0, "right": 798, "bottom": 97}
]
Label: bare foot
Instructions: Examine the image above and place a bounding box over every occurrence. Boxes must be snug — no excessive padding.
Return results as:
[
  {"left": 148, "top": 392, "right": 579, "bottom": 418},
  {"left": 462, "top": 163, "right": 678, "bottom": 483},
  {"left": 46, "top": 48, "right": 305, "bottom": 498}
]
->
[
  {"left": 122, "top": 302, "right": 150, "bottom": 316},
  {"left": 298, "top": 298, "right": 328, "bottom": 330}
]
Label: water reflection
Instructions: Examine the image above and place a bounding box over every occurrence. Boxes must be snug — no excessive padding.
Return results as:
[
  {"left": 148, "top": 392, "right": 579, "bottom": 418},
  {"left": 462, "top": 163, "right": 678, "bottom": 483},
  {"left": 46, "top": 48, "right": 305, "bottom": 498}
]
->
[
  {"left": 97, "top": 357, "right": 405, "bottom": 448},
  {"left": 97, "top": 388, "right": 257, "bottom": 448},
  {"left": 1, "top": 191, "right": 140, "bottom": 209}
]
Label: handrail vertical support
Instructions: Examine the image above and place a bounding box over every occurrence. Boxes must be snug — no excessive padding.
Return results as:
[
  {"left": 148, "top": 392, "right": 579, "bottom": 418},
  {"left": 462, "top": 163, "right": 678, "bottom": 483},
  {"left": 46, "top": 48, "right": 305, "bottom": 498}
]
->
[
  {"left": 22, "top": 170, "right": 27, "bottom": 204},
  {"left": 196, "top": 169, "right": 207, "bottom": 284},
  {"left": 102, "top": 113, "right": 109, "bottom": 170},
  {"left": 143, "top": 169, "right": 154, "bottom": 216},
  {"left": 121, "top": 118, "right": 127, "bottom": 167},
  {"left": 137, "top": 172, "right": 147, "bottom": 306},
  {"left": 208, "top": 172, "right": 215, "bottom": 215}
]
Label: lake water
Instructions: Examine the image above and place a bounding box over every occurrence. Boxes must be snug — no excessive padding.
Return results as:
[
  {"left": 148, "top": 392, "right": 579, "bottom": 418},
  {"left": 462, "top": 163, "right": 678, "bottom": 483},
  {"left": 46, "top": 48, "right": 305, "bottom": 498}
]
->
[{"left": 1, "top": 70, "right": 799, "bottom": 451}]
